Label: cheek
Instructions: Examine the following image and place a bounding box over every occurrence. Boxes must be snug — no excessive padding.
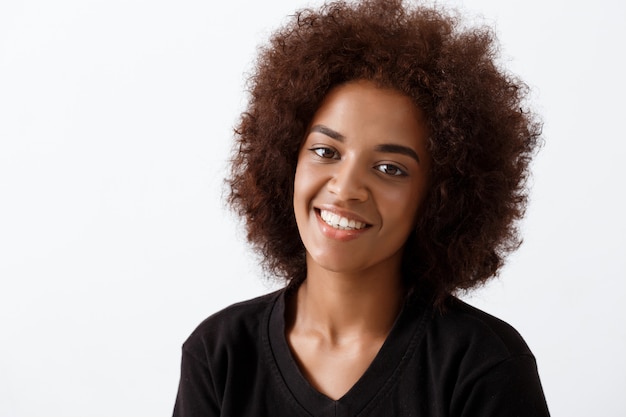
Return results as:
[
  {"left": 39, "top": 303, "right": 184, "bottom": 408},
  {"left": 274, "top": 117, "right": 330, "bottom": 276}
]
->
[
  {"left": 383, "top": 186, "right": 417, "bottom": 211},
  {"left": 293, "top": 164, "right": 306, "bottom": 199},
  {"left": 294, "top": 159, "right": 327, "bottom": 192},
  {"left": 293, "top": 164, "right": 318, "bottom": 211},
  {"left": 381, "top": 184, "right": 427, "bottom": 227},
  {"left": 406, "top": 184, "right": 431, "bottom": 228}
]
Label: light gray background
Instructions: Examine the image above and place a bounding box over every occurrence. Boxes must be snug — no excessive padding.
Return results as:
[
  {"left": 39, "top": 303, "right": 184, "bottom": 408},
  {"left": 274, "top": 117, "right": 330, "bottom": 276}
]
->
[{"left": 1, "top": 0, "right": 624, "bottom": 416}]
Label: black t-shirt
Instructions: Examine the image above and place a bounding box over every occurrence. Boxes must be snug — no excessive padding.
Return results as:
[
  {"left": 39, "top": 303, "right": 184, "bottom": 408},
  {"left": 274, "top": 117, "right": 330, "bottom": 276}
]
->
[{"left": 173, "top": 290, "right": 550, "bottom": 416}]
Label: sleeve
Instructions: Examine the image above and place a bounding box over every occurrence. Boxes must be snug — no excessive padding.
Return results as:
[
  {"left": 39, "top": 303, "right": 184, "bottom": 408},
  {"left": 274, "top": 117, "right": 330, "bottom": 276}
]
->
[
  {"left": 458, "top": 354, "right": 550, "bottom": 417},
  {"left": 172, "top": 346, "right": 221, "bottom": 417}
]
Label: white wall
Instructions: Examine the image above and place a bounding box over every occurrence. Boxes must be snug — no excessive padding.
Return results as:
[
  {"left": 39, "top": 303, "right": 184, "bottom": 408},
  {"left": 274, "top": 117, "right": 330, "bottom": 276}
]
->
[{"left": 0, "top": 0, "right": 624, "bottom": 416}]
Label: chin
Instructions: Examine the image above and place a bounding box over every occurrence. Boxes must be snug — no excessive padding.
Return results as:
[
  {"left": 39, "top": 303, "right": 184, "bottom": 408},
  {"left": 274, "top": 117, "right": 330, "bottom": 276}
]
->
[{"left": 306, "top": 251, "right": 364, "bottom": 274}]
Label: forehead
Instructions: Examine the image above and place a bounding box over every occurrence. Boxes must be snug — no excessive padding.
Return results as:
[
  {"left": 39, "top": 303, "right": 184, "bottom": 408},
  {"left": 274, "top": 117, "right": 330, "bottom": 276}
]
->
[
  {"left": 308, "top": 80, "right": 429, "bottom": 148},
  {"left": 315, "top": 80, "right": 423, "bottom": 119}
]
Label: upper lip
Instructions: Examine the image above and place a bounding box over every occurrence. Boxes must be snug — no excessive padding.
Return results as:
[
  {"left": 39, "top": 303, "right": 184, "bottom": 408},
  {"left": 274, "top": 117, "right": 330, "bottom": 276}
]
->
[{"left": 315, "top": 205, "right": 372, "bottom": 226}]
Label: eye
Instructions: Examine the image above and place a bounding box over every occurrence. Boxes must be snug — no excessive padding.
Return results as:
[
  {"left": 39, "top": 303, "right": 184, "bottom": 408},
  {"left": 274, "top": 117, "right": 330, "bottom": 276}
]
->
[
  {"left": 310, "top": 146, "right": 339, "bottom": 160},
  {"left": 375, "top": 163, "right": 407, "bottom": 177}
]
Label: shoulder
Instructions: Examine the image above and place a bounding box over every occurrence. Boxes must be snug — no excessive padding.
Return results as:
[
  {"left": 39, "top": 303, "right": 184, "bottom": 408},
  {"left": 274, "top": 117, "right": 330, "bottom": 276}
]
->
[
  {"left": 181, "top": 290, "right": 282, "bottom": 362},
  {"left": 416, "top": 298, "right": 550, "bottom": 414},
  {"left": 430, "top": 297, "right": 533, "bottom": 358},
  {"left": 420, "top": 297, "right": 538, "bottom": 385},
  {"left": 424, "top": 299, "right": 550, "bottom": 415}
]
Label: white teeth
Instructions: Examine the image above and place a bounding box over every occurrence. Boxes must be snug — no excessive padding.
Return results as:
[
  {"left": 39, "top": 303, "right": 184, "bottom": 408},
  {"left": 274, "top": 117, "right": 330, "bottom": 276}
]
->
[{"left": 319, "top": 210, "right": 367, "bottom": 230}]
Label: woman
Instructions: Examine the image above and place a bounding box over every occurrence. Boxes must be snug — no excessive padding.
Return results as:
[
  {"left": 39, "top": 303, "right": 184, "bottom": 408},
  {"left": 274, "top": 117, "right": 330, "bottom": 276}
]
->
[{"left": 173, "top": 0, "right": 550, "bottom": 415}]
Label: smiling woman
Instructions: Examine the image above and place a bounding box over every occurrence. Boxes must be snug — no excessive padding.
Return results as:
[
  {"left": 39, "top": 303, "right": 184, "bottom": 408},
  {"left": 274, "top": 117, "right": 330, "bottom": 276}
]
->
[
  {"left": 293, "top": 80, "right": 430, "bottom": 277},
  {"left": 172, "top": 0, "right": 549, "bottom": 416}
]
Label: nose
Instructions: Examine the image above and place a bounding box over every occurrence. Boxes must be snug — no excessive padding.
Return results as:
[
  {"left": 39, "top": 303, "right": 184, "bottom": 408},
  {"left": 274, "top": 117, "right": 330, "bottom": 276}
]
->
[{"left": 327, "top": 158, "right": 369, "bottom": 202}]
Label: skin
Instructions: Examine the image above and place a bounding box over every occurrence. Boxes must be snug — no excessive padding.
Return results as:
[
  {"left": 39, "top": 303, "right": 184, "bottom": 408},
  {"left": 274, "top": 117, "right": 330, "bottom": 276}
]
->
[{"left": 287, "top": 80, "right": 432, "bottom": 400}]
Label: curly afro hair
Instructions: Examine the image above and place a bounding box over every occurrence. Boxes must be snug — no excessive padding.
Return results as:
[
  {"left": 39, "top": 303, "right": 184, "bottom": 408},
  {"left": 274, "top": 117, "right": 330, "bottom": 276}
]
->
[{"left": 227, "top": 0, "right": 542, "bottom": 305}]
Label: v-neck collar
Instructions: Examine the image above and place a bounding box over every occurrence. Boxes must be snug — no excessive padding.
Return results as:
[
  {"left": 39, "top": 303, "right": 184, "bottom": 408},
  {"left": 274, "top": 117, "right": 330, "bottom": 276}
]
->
[{"left": 266, "top": 289, "right": 431, "bottom": 417}]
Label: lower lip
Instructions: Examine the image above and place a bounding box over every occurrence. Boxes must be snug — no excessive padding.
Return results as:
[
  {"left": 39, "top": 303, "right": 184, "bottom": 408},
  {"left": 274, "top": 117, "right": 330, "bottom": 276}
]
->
[{"left": 315, "top": 211, "right": 369, "bottom": 242}]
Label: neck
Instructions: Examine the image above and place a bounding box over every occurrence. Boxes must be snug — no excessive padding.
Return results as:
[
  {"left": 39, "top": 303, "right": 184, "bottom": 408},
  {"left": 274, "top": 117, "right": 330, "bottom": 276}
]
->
[{"left": 287, "top": 259, "right": 405, "bottom": 342}]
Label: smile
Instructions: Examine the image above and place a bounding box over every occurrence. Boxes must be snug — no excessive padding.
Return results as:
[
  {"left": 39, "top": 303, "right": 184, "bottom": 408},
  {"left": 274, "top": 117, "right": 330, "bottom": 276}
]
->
[{"left": 319, "top": 209, "right": 368, "bottom": 230}]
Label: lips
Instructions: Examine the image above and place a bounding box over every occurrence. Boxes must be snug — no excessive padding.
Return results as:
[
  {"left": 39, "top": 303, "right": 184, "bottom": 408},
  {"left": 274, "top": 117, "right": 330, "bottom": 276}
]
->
[{"left": 319, "top": 209, "right": 369, "bottom": 230}]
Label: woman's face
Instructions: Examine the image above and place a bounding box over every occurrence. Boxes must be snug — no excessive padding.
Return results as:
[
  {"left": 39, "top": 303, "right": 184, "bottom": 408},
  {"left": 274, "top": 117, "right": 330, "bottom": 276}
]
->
[{"left": 293, "top": 80, "right": 431, "bottom": 276}]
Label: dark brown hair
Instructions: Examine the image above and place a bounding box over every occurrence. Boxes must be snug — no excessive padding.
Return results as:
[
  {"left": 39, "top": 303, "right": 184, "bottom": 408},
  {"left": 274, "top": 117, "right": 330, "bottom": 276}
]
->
[{"left": 228, "top": 0, "right": 542, "bottom": 305}]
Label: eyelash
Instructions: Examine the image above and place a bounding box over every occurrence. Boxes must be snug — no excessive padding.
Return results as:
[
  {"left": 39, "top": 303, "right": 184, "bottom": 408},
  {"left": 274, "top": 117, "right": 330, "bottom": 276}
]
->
[
  {"left": 311, "top": 146, "right": 340, "bottom": 160},
  {"left": 375, "top": 164, "right": 407, "bottom": 177},
  {"left": 309, "top": 147, "right": 408, "bottom": 177}
]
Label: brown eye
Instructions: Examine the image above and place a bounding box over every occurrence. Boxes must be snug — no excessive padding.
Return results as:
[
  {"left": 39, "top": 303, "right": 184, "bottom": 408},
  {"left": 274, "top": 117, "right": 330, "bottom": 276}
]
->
[
  {"left": 311, "top": 147, "right": 339, "bottom": 159},
  {"left": 375, "top": 163, "right": 406, "bottom": 177}
]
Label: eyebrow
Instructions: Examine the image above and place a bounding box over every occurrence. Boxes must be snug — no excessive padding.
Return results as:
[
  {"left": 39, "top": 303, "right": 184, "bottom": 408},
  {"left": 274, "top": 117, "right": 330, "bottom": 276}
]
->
[
  {"left": 309, "top": 124, "right": 345, "bottom": 141},
  {"left": 309, "top": 124, "right": 420, "bottom": 163},
  {"left": 374, "top": 144, "right": 420, "bottom": 163}
]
